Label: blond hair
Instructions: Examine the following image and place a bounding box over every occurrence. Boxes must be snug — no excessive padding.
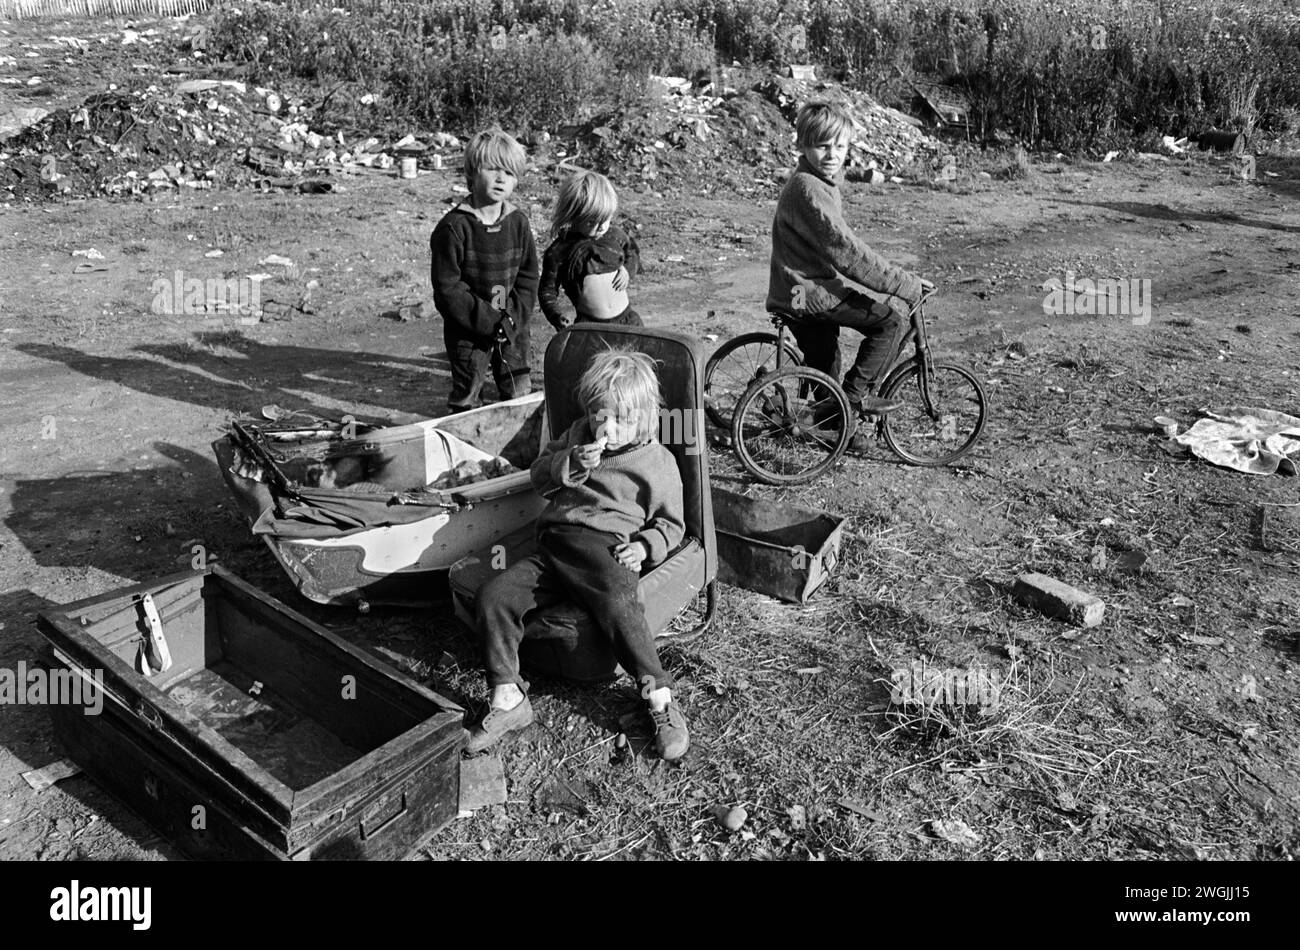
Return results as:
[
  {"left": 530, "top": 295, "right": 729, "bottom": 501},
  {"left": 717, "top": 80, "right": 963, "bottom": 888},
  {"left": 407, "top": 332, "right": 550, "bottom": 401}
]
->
[
  {"left": 795, "top": 102, "right": 853, "bottom": 148},
  {"left": 464, "top": 129, "right": 527, "bottom": 183},
  {"left": 551, "top": 169, "right": 618, "bottom": 239},
  {"left": 577, "top": 348, "right": 661, "bottom": 444}
]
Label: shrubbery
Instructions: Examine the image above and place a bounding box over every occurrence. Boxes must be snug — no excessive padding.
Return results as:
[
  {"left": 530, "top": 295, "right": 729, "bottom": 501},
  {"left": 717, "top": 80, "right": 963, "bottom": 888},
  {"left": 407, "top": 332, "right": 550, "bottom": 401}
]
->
[{"left": 209, "top": 0, "right": 1300, "bottom": 149}]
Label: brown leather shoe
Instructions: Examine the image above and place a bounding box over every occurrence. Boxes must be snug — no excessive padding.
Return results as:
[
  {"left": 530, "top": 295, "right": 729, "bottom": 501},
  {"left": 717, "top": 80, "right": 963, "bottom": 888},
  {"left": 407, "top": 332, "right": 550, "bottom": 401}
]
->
[{"left": 465, "top": 697, "right": 534, "bottom": 754}]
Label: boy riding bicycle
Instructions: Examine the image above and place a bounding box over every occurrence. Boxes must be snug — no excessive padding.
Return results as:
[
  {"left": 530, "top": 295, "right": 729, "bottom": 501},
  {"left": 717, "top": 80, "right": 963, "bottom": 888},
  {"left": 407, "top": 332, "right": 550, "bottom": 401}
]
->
[{"left": 767, "top": 102, "right": 933, "bottom": 439}]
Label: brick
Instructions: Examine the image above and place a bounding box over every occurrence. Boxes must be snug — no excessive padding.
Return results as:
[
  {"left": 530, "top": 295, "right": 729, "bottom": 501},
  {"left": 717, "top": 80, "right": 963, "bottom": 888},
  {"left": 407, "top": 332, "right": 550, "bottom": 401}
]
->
[{"left": 1012, "top": 572, "right": 1105, "bottom": 628}]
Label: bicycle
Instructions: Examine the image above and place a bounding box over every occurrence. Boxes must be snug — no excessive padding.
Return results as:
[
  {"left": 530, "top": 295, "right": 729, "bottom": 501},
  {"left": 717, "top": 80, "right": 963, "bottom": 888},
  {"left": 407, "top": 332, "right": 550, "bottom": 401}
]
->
[{"left": 703, "top": 288, "right": 989, "bottom": 484}]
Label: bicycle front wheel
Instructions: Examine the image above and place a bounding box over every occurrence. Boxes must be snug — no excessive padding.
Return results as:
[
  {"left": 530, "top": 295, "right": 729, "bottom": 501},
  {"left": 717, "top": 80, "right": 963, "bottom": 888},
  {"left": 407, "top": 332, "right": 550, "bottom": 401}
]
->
[
  {"left": 879, "top": 360, "right": 988, "bottom": 465},
  {"left": 731, "top": 366, "right": 852, "bottom": 485},
  {"left": 704, "top": 332, "right": 801, "bottom": 429}
]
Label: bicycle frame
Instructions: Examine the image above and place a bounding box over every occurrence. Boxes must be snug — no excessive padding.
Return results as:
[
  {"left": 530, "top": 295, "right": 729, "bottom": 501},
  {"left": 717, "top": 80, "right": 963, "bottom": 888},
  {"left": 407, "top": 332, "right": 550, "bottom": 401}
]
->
[{"left": 772, "top": 291, "right": 941, "bottom": 416}]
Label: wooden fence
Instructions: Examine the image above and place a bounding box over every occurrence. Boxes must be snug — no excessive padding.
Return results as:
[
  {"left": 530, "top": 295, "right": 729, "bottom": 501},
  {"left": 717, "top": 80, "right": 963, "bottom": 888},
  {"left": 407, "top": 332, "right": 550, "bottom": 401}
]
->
[{"left": 0, "top": 0, "right": 212, "bottom": 18}]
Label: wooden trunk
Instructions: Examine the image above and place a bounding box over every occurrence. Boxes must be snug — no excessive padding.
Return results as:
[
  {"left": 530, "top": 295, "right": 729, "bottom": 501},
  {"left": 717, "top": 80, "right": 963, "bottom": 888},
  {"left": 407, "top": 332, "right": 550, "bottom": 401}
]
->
[{"left": 36, "top": 566, "right": 465, "bottom": 860}]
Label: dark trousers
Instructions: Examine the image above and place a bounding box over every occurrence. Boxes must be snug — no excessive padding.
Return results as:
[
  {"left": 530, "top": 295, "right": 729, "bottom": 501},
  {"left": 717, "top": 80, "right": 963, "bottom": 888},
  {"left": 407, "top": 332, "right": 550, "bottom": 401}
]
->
[
  {"left": 575, "top": 306, "right": 643, "bottom": 327},
  {"left": 786, "top": 292, "right": 905, "bottom": 403},
  {"left": 477, "top": 525, "right": 671, "bottom": 692},
  {"left": 444, "top": 322, "right": 532, "bottom": 412}
]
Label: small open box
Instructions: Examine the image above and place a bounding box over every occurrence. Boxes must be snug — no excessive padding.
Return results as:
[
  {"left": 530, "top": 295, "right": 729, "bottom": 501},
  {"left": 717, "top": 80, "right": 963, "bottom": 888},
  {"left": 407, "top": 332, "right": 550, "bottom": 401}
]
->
[
  {"left": 712, "top": 487, "right": 845, "bottom": 604},
  {"left": 36, "top": 566, "right": 465, "bottom": 860}
]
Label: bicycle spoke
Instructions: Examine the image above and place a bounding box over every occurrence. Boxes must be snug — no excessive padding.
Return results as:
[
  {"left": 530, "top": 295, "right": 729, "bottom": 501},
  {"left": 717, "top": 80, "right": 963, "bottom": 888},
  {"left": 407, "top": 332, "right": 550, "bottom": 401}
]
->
[
  {"left": 881, "top": 362, "right": 988, "bottom": 465},
  {"left": 732, "top": 367, "right": 851, "bottom": 484}
]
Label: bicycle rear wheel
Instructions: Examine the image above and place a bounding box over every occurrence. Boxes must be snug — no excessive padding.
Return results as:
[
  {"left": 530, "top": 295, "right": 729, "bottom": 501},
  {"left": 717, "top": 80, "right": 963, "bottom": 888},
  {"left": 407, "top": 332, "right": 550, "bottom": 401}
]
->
[
  {"left": 731, "top": 366, "right": 852, "bottom": 484},
  {"left": 879, "top": 360, "right": 988, "bottom": 465},
  {"left": 704, "top": 332, "right": 801, "bottom": 429}
]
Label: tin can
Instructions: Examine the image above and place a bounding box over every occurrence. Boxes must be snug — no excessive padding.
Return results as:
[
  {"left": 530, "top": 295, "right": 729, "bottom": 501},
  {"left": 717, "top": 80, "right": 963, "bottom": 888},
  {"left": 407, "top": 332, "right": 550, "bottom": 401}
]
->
[
  {"left": 432, "top": 154, "right": 444, "bottom": 170},
  {"left": 400, "top": 157, "right": 418, "bottom": 179}
]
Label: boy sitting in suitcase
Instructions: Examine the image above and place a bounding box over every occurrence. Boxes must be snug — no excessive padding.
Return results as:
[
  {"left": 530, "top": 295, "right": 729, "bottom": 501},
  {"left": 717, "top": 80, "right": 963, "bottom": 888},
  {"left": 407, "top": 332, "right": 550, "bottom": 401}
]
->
[
  {"left": 768, "top": 102, "right": 933, "bottom": 444},
  {"left": 467, "top": 349, "right": 690, "bottom": 761}
]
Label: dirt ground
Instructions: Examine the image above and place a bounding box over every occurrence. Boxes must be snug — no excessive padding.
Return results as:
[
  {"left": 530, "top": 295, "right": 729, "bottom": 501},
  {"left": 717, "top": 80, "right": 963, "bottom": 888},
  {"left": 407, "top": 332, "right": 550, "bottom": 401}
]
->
[{"left": 2, "top": 15, "right": 1299, "bottom": 863}]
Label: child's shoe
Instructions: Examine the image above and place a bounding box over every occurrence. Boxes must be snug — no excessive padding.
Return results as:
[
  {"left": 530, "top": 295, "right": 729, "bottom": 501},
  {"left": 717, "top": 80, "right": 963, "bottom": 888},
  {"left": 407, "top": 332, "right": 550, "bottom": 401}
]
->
[
  {"left": 465, "top": 696, "right": 534, "bottom": 754},
  {"left": 649, "top": 702, "right": 690, "bottom": 761}
]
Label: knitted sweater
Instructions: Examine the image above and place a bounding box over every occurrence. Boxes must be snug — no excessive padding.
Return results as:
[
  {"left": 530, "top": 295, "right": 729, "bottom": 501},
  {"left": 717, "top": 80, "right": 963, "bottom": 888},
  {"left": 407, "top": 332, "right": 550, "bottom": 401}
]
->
[
  {"left": 766, "top": 156, "right": 922, "bottom": 316},
  {"left": 530, "top": 417, "right": 685, "bottom": 564},
  {"left": 430, "top": 200, "right": 539, "bottom": 341},
  {"left": 539, "top": 225, "right": 641, "bottom": 328}
]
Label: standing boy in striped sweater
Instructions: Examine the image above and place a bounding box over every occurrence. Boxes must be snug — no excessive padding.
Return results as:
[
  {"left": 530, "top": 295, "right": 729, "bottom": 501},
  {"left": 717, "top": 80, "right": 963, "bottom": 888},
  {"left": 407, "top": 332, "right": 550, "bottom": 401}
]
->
[{"left": 430, "top": 130, "right": 540, "bottom": 413}]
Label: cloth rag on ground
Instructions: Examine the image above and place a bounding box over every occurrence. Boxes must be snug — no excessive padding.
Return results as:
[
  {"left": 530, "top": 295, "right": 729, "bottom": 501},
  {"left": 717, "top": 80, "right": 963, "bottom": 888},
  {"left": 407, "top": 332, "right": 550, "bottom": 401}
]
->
[{"left": 1174, "top": 406, "right": 1300, "bottom": 476}]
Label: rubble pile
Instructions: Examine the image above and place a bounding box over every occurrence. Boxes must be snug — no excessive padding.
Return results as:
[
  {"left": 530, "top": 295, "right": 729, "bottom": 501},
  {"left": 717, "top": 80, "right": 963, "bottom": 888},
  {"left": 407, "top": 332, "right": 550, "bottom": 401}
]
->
[
  {"left": 556, "top": 72, "right": 942, "bottom": 195},
  {"left": 756, "top": 75, "right": 943, "bottom": 174},
  {"left": 0, "top": 77, "right": 459, "bottom": 201}
]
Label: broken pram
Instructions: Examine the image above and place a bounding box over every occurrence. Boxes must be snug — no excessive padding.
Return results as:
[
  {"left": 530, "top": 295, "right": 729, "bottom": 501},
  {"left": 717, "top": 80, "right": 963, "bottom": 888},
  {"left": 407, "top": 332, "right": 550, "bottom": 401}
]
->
[{"left": 213, "top": 393, "right": 549, "bottom": 609}]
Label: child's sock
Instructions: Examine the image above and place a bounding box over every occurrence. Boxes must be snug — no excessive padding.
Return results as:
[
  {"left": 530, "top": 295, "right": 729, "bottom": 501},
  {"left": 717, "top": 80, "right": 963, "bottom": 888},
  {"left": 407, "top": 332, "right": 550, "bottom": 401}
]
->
[
  {"left": 490, "top": 683, "right": 525, "bottom": 711},
  {"left": 646, "top": 686, "right": 671, "bottom": 712}
]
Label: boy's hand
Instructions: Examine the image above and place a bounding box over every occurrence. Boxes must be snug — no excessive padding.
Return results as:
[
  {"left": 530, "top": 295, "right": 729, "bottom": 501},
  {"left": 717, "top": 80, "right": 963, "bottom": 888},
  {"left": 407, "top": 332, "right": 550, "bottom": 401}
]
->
[
  {"left": 571, "top": 438, "right": 606, "bottom": 472},
  {"left": 613, "top": 540, "right": 649, "bottom": 572},
  {"left": 612, "top": 265, "right": 629, "bottom": 292},
  {"left": 919, "top": 278, "right": 936, "bottom": 296}
]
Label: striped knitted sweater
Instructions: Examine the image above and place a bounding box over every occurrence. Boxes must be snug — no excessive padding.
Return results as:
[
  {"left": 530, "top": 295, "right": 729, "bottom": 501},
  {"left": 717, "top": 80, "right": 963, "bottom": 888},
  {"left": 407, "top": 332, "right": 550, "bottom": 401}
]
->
[{"left": 430, "top": 200, "right": 539, "bottom": 340}]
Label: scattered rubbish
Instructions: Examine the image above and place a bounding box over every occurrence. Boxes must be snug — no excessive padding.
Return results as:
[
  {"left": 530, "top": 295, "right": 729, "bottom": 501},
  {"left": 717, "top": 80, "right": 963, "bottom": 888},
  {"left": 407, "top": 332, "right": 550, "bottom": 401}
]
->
[
  {"left": 72, "top": 262, "right": 108, "bottom": 274},
  {"left": 716, "top": 805, "right": 748, "bottom": 832},
  {"left": 394, "top": 301, "right": 435, "bottom": 322},
  {"left": 1175, "top": 406, "right": 1300, "bottom": 476},
  {"left": 663, "top": 254, "right": 685, "bottom": 263},
  {"left": 787, "top": 64, "right": 816, "bottom": 81},
  {"left": 71, "top": 248, "right": 105, "bottom": 260},
  {"left": 535, "top": 777, "right": 592, "bottom": 813},
  {"left": 1153, "top": 415, "right": 1179, "bottom": 437},
  {"left": 786, "top": 804, "right": 806, "bottom": 830},
  {"left": 1103, "top": 150, "right": 1119, "bottom": 162},
  {"left": 836, "top": 798, "right": 879, "bottom": 821},
  {"left": 1239, "top": 674, "right": 1260, "bottom": 703},
  {"left": 0, "top": 106, "right": 50, "bottom": 142},
  {"left": 1161, "top": 135, "right": 1189, "bottom": 154},
  {"left": 459, "top": 754, "right": 507, "bottom": 812},
  {"left": 258, "top": 254, "right": 295, "bottom": 268},
  {"left": 1180, "top": 634, "right": 1224, "bottom": 647},
  {"left": 21, "top": 759, "right": 83, "bottom": 792},
  {"left": 1198, "top": 130, "right": 1246, "bottom": 154},
  {"left": 909, "top": 78, "right": 971, "bottom": 132},
  {"left": 204, "top": 249, "right": 224, "bottom": 258},
  {"left": 1012, "top": 572, "right": 1105, "bottom": 628},
  {"left": 927, "top": 818, "right": 981, "bottom": 847}
]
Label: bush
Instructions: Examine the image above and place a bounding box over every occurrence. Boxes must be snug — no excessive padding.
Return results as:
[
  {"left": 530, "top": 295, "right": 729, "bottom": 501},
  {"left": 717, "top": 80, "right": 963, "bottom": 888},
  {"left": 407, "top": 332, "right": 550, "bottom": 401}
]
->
[{"left": 209, "top": 0, "right": 1300, "bottom": 151}]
